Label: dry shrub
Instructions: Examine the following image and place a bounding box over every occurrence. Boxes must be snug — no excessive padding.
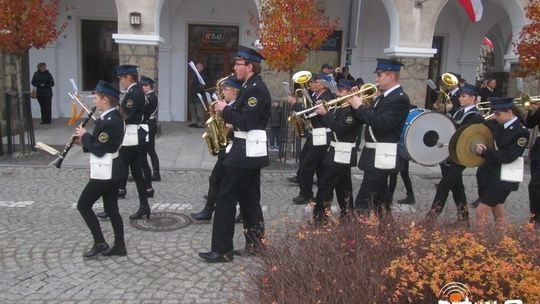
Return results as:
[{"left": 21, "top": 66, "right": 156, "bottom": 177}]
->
[{"left": 246, "top": 215, "right": 540, "bottom": 304}]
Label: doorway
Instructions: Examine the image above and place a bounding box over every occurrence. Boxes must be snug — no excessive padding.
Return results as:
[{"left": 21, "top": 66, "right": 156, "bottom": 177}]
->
[{"left": 187, "top": 24, "right": 239, "bottom": 121}]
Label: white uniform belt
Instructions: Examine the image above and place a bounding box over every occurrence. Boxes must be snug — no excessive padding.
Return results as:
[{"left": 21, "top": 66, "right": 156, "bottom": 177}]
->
[
  {"left": 307, "top": 128, "right": 331, "bottom": 134},
  {"left": 365, "top": 142, "right": 377, "bottom": 149},
  {"left": 234, "top": 131, "right": 247, "bottom": 139},
  {"left": 330, "top": 141, "right": 355, "bottom": 149},
  {"left": 109, "top": 152, "right": 119, "bottom": 159}
]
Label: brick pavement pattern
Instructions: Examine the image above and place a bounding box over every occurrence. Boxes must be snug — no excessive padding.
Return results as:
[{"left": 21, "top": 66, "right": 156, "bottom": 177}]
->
[{"left": 0, "top": 166, "right": 531, "bottom": 303}]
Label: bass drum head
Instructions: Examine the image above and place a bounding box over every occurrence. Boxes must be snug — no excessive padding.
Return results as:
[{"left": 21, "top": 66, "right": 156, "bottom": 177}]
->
[{"left": 403, "top": 112, "right": 456, "bottom": 166}]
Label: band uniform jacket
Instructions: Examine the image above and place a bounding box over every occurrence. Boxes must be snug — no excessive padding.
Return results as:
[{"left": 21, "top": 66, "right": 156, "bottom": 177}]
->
[
  {"left": 354, "top": 86, "right": 410, "bottom": 172},
  {"left": 323, "top": 106, "right": 359, "bottom": 167},
  {"left": 477, "top": 119, "right": 530, "bottom": 191},
  {"left": 81, "top": 108, "right": 126, "bottom": 181},
  {"left": 222, "top": 74, "right": 271, "bottom": 169},
  {"left": 525, "top": 109, "right": 540, "bottom": 162},
  {"left": 121, "top": 83, "right": 147, "bottom": 144},
  {"left": 293, "top": 90, "right": 335, "bottom": 143},
  {"left": 143, "top": 90, "right": 159, "bottom": 123}
]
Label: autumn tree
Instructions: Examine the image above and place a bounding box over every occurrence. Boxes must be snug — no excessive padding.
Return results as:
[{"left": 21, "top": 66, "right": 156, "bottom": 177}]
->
[
  {"left": 252, "top": 0, "right": 338, "bottom": 72},
  {"left": 516, "top": 0, "right": 540, "bottom": 77},
  {"left": 0, "top": 0, "right": 67, "bottom": 154}
]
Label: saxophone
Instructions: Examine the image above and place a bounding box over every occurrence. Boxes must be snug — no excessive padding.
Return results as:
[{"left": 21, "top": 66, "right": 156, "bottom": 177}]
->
[{"left": 202, "top": 74, "right": 233, "bottom": 155}]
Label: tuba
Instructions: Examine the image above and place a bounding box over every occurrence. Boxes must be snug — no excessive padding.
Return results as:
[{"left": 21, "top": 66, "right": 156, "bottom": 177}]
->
[
  {"left": 287, "top": 70, "right": 312, "bottom": 137},
  {"left": 434, "top": 72, "right": 459, "bottom": 113},
  {"left": 202, "top": 74, "right": 233, "bottom": 155}
]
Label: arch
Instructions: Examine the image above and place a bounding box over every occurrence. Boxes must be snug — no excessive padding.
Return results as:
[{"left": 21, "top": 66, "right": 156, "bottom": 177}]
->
[{"left": 381, "top": 0, "right": 399, "bottom": 49}]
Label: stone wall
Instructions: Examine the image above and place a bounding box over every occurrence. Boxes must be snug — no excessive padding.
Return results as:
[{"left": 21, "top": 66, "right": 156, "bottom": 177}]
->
[
  {"left": 0, "top": 53, "right": 18, "bottom": 119},
  {"left": 118, "top": 44, "right": 159, "bottom": 88},
  {"left": 398, "top": 57, "right": 430, "bottom": 108}
]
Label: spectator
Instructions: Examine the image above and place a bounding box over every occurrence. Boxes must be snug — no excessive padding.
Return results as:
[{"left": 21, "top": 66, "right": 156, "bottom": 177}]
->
[
  {"left": 335, "top": 66, "right": 355, "bottom": 83},
  {"left": 269, "top": 100, "right": 283, "bottom": 151},
  {"left": 479, "top": 78, "right": 497, "bottom": 103},
  {"left": 31, "top": 62, "right": 55, "bottom": 124}
]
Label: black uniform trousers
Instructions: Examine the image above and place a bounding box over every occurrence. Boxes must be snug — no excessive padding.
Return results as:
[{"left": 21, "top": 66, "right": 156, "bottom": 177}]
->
[
  {"left": 119, "top": 145, "right": 149, "bottom": 205},
  {"left": 146, "top": 119, "right": 160, "bottom": 174},
  {"left": 211, "top": 167, "right": 263, "bottom": 254},
  {"left": 77, "top": 180, "right": 124, "bottom": 244},
  {"left": 314, "top": 165, "right": 353, "bottom": 216},
  {"left": 530, "top": 160, "right": 540, "bottom": 216},
  {"left": 430, "top": 162, "right": 468, "bottom": 215},
  {"left": 206, "top": 156, "right": 227, "bottom": 211},
  {"left": 298, "top": 139, "right": 327, "bottom": 199},
  {"left": 355, "top": 170, "right": 391, "bottom": 215},
  {"left": 388, "top": 160, "right": 413, "bottom": 201},
  {"left": 37, "top": 96, "right": 52, "bottom": 123}
]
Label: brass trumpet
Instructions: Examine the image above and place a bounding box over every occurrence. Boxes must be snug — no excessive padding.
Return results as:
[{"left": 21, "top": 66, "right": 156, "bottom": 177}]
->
[
  {"left": 515, "top": 93, "right": 540, "bottom": 112},
  {"left": 293, "top": 83, "right": 378, "bottom": 117}
]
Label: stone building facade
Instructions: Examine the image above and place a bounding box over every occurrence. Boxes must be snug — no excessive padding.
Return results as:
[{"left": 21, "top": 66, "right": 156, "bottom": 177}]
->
[{"left": 18, "top": 0, "right": 531, "bottom": 121}]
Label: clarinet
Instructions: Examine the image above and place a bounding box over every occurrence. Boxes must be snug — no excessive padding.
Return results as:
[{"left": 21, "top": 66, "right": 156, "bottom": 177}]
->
[{"left": 53, "top": 106, "right": 97, "bottom": 169}]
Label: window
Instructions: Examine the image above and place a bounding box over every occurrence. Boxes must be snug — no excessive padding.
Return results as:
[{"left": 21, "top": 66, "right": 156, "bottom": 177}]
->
[{"left": 81, "top": 20, "right": 119, "bottom": 91}]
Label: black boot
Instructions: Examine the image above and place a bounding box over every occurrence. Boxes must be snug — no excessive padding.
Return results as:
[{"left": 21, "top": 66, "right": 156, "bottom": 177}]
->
[
  {"left": 146, "top": 188, "right": 155, "bottom": 198},
  {"left": 190, "top": 207, "right": 213, "bottom": 221},
  {"left": 83, "top": 242, "right": 109, "bottom": 258},
  {"left": 129, "top": 203, "right": 151, "bottom": 220},
  {"left": 455, "top": 204, "right": 470, "bottom": 228},
  {"left": 101, "top": 241, "right": 127, "bottom": 257},
  {"left": 96, "top": 212, "right": 109, "bottom": 219},
  {"left": 118, "top": 189, "right": 127, "bottom": 199},
  {"left": 397, "top": 194, "right": 415, "bottom": 205},
  {"left": 198, "top": 251, "right": 234, "bottom": 263},
  {"left": 151, "top": 172, "right": 161, "bottom": 182}
]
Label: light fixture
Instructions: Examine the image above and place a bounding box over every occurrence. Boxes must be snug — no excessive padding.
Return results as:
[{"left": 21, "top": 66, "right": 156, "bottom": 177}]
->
[
  {"left": 130, "top": 12, "right": 141, "bottom": 26},
  {"left": 415, "top": 0, "right": 428, "bottom": 8}
]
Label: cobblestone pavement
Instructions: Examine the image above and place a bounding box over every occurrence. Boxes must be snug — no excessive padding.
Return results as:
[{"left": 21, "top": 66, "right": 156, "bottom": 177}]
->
[{"left": 0, "top": 166, "right": 532, "bottom": 303}]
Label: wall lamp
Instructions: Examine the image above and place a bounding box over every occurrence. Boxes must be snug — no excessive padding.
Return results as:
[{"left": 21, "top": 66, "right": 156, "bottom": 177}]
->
[{"left": 130, "top": 12, "right": 141, "bottom": 26}]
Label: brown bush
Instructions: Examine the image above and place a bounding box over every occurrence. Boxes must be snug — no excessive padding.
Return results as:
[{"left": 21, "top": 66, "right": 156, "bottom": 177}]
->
[{"left": 245, "top": 215, "right": 540, "bottom": 304}]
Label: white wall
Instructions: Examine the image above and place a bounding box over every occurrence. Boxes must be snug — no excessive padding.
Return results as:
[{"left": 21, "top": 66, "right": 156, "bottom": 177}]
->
[{"left": 28, "top": 0, "right": 117, "bottom": 119}]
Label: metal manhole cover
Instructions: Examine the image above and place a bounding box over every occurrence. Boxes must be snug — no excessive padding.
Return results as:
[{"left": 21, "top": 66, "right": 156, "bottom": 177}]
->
[{"left": 130, "top": 211, "right": 192, "bottom": 231}]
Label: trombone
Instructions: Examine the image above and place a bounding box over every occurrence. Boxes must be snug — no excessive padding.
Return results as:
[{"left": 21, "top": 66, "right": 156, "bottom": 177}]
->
[
  {"left": 475, "top": 101, "right": 495, "bottom": 120},
  {"left": 293, "top": 83, "right": 378, "bottom": 118}
]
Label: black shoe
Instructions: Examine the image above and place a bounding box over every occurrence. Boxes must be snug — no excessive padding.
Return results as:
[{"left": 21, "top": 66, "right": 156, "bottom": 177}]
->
[
  {"left": 188, "top": 123, "right": 196, "bottom": 127},
  {"left": 397, "top": 196, "right": 415, "bottom": 205},
  {"left": 147, "top": 188, "right": 154, "bottom": 198},
  {"left": 96, "top": 212, "right": 109, "bottom": 219},
  {"left": 190, "top": 209, "right": 213, "bottom": 221},
  {"left": 198, "top": 251, "right": 234, "bottom": 263},
  {"left": 118, "top": 189, "right": 127, "bottom": 199},
  {"left": 234, "top": 213, "right": 243, "bottom": 223},
  {"left": 287, "top": 176, "right": 299, "bottom": 184},
  {"left": 292, "top": 196, "right": 310, "bottom": 204},
  {"left": 129, "top": 207, "right": 151, "bottom": 220},
  {"left": 101, "top": 242, "right": 127, "bottom": 257},
  {"left": 151, "top": 173, "right": 161, "bottom": 182},
  {"left": 83, "top": 242, "right": 109, "bottom": 258},
  {"left": 127, "top": 176, "right": 134, "bottom": 182},
  {"left": 471, "top": 198, "right": 480, "bottom": 208},
  {"left": 203, "top": 194, "right": 208, "bottom": 200}
]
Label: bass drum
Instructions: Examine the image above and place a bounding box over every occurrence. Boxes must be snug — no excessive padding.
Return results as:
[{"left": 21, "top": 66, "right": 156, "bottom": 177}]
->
[{"left": 399, "top": 108, "right": 456, "bottom": 166}]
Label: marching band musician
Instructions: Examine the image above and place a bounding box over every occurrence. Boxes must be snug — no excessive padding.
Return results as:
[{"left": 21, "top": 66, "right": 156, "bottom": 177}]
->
[
  {"left": 433, "top": 73, "right": 461, "bottom": 115},
  {"left": 287, "top": 74, "right": 335, "bottom": 204},
  {"left": 190, "top": 76, "right": 243, "bottom": 221},
  {"left": 140, "top": 76, "right": 161, "bottom": 182},
  {"left": 75, "top": 80, "right": 127, "bottom": 258},
  {"left": 312, "top": 79, "right": 359, "bottom": 224},
  {"left": 199, "top": 46, "right": 271, "bottom": 263},
  {"left": 426, "top": 84, "right": 484, "bottom": 225},
  {"left": 474, "top": 97, "right": 530, "bottom": 226},
  {"left": 116, "top": 65, "right": 153, "bottom": 219},
  {"left": 348, "top": 58, "right": 410, "bottom": 217},
  {"left": 523, "top": 100, "right": 540, "bottom": 229}
]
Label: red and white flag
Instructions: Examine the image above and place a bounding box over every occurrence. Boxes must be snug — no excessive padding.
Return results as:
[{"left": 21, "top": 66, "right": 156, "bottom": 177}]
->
[{"left": 458, "top": 0, "right": 483, "bottom": 23}]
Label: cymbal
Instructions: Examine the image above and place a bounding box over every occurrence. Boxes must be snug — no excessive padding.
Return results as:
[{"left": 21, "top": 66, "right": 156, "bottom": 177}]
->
[
  {"left": 451, "top": 124, "right": 494, "bottom": 167},
  {"left": 448, "top": 126, "right": 465, "bottom": 164}
]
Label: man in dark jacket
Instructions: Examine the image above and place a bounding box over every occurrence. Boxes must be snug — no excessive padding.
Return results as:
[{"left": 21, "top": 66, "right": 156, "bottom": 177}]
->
[
  {"left": 348, "top": 58, "right": 410, "bottom": 217},
  {"left": 524, "top": 100, "right": 540, "bottom": 229},
  {"left": 31, "top": 62, "right": 55, "bottom": 124}
]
